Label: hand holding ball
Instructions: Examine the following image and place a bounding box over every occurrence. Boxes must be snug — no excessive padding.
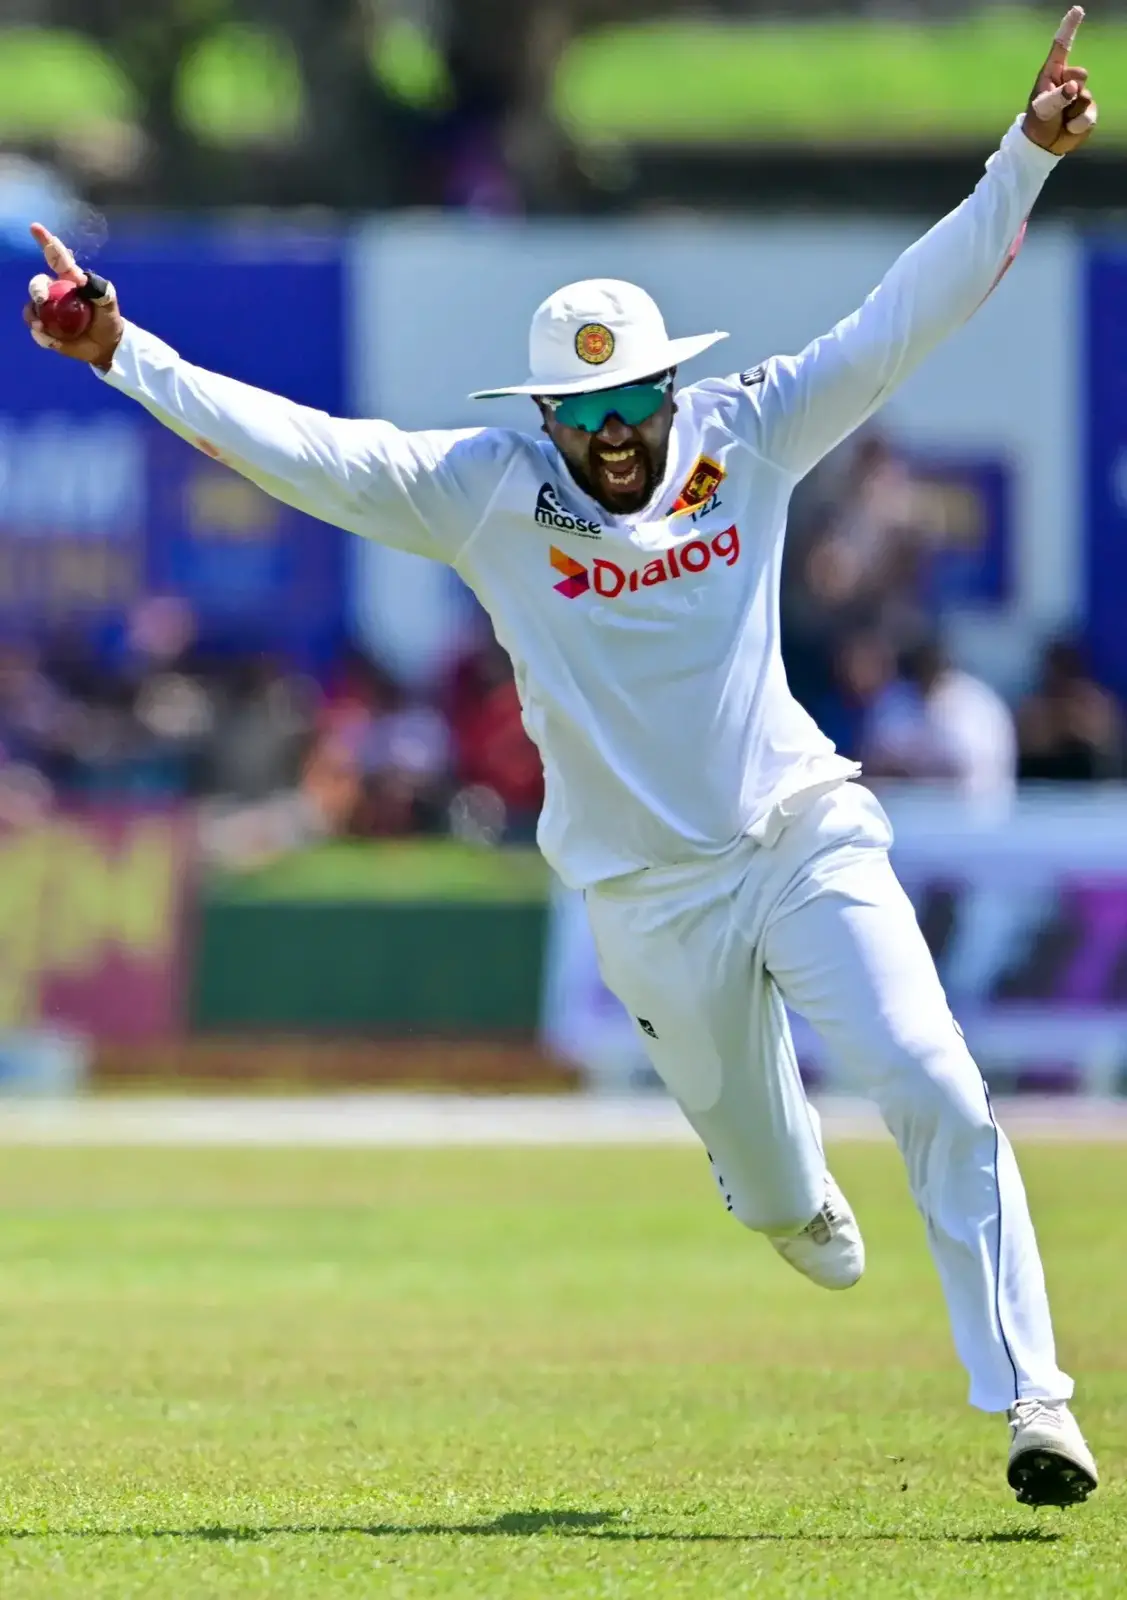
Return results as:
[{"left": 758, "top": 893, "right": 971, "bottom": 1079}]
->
[
  {"left": 24, "top": 224, "right": 124, "bottom": 369},
  {"left": 37, "top": 280, "right": 94, "bottom": 342}
]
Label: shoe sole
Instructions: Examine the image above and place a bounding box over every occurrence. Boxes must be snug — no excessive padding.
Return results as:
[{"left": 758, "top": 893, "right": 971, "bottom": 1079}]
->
[
  {"left": 769, "top": 1253, "right": 864, "bottom": 1291},
  {"left": 1008, "top": 1447, "right": 1098, "bottom": 1508}
]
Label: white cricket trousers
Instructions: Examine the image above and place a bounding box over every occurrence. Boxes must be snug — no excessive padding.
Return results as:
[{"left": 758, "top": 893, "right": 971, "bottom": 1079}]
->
[{"left": 584, "top": 782, "right": 1072, "bottom": 1414}]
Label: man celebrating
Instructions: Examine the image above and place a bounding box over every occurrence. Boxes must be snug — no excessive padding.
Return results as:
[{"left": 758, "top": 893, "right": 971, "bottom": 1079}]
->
[{"left": 26, "top": 10, "right": 1100, "bottom": 1507}]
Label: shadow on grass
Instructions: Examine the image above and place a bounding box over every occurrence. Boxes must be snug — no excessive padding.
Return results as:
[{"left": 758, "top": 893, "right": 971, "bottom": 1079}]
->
[{"left": 0, "top": 1509, "right": 1065, "bottom": 1545}]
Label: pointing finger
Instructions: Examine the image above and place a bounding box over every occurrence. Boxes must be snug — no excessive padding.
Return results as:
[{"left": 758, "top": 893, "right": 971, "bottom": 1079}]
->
[
  {"left": 28, "top": 222, "right": 87, "bottom": 287},
  {"left": 1048, "top": 6, "right": 1085, "bottom": 68}
]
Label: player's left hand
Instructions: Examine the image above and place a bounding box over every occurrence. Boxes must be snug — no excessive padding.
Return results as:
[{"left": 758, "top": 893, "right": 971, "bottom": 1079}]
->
[{"left": 1024, "top": 6, "right": 1099, "bottom": 155}]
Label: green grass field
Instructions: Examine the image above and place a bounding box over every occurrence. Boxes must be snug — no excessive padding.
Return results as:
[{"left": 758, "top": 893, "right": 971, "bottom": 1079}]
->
[{"left": 0, "top": 1140, "right": 1121, "bottom": 1597}]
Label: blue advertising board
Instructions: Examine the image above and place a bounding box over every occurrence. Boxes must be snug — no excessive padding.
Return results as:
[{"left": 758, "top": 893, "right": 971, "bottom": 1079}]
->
[
  {"left": 908, "top": 453, "right": 1013, "bottom": 611},
  {"left": 1085, "top": 240, "right": 1127, "bottom": 699},
  {"left": 0, "top": 224, "right": 347, "bottom": 666}
]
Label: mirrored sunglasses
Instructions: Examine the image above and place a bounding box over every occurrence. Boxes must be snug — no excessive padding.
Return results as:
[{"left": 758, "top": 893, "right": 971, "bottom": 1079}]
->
[{"left": 543, "top": 374, "right": 672, "bottom": 433}]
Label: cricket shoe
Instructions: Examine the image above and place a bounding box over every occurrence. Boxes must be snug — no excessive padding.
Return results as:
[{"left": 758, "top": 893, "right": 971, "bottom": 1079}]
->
[
  {"left": 1007, "top": 1400, "right": 1098, "bottom": 1507},
  {"left": 768, "top": 1174, "right": 865, "bottom": 1291}
]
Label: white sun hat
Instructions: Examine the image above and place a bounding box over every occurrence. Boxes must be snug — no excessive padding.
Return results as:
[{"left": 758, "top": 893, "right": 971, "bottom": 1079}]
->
[{"left": 470, "top": 278, "right": 729, "bottom": 399}]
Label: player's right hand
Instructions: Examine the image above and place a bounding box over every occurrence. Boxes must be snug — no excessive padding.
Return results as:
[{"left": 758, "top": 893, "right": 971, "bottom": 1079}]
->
[
  {"left": 23, "top": 223, "right": 124, "bottom": 371},
  {"left": 1023, "top": 7, "right": 1099, "bottom": 156}
]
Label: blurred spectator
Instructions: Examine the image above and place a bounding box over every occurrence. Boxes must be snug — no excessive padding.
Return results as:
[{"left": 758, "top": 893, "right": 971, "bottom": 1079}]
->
[
  {"left": 0, "top": 643, "right": 72, "bottom": 777},
  {"left": 1017, "top": 639, "right": 1126, "bottom": 783},
  {"left": 352, "top": 703, "right": 452, "bottom": 837},
  {"left": 445, "top": 637, "right": 544, "bottom": 842},
  {"left": 833, "top": 630, "right": 897, "bottom": 763},
  {"left": 818, "top": 435, "right": 923, "bottom": 584},
  {"left": 783, "top": 432, "right": 935, "bottom": 757},
  {"left": 319, "top": 647, "right": 401, "bottom": 742},
  {"left": 782, "top": 512, "right": 868, "bottom": 751},
  {"left": 316, "top": 647, "right": 450, "bottom": 837},
  {"left": 863, "top": 636, "right": 1017, "bottom": 806},
  {"left": 119, "top": 597, "right": 214, "bottom": 796},
  {"left": 199, "top": 732, "right": 360, "bottom": 871},
  {"left": 205, "top": 656, "right": 314, "bottom": 801}
]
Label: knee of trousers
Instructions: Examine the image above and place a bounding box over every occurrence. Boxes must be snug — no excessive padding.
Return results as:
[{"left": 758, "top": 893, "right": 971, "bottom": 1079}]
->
[{"left": 876, "top": 1040, "right": 994, "bottom": 1147}]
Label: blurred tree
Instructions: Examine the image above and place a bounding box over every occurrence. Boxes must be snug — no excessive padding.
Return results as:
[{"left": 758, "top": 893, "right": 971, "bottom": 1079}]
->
[
  {"left": 28, "top": 0, "right": 1071, "bottom": 212},
  {"left": 241, "top": 0, "right": 406, "bottom": 206},
  {"left": 25, "top": 0, "right": 680, "bottom": 208},
  {"left": 48, "top": 0, "right": 408, "bottom": 205},
  {"left": 52, "top": 0, "right": 228, "bottom": 199}
]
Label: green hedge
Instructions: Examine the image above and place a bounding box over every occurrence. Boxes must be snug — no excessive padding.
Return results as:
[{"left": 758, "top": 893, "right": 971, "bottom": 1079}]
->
[
  {"left": 193, "top": 844, "right": 551, "bottom": 1033},
  {"left": 556, "top": 15, "right": 1127, "bottom": 147},
  {"left": 206, "top": 840, "right": 549, "bottom": 906}
]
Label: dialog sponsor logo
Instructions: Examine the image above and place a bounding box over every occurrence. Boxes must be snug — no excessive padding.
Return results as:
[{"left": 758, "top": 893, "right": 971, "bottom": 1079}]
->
[
  {"left": 550, "top": 526, "right": 740, "bottom": 599},
  {"left": 550, "top": 546, "right": 590, "bottom": 597}
]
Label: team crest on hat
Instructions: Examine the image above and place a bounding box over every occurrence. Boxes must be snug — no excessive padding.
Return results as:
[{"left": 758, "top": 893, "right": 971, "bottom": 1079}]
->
[{"left": 575, "top": 323, "right": 615, "bottom": 366}]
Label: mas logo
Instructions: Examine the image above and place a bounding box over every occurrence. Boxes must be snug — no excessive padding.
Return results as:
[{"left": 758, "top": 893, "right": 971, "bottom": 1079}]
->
[
  {"left": 575, "top": 323, "right": 615, "bottom": 365},
  {"left": 550, "top": 527, "right": 740, "bottom": 600},
  {"left": 671, "top": 456, "right": 726, "bottom": 516}
]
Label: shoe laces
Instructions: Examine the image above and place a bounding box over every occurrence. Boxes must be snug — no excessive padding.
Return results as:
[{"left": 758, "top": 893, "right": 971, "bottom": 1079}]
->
[
  {"left": 1009, "top": 1398, "right": 1066, "bottom": 1432},
  {"left": 802, "top": 1180, "right": 847, "bottom": 1242},
  {"left": 801, "top": 1205, "right": 834, "bottom": 1245}
]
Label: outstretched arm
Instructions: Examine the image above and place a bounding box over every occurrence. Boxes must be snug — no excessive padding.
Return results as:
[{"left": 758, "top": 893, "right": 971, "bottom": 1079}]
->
[
  {"left": 751, "top": 6, "right": 1097, "bottom": 479},
  {"left": 23, "top": 228, "right": 510, "bottom": 563}
]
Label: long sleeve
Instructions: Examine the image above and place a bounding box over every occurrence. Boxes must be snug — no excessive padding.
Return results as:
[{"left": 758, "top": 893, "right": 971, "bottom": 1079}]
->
[
  {"left": 744, "top": 118, "right": 1061, "bottom": 478},
  {"left": 96, "top": 323, "right": 516, "bottom": 563}
]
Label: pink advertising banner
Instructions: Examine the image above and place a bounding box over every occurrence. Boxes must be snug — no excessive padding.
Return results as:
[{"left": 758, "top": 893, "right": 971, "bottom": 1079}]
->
[{"left": 0, "top": 809, "right": 192, "bottom": 1041}]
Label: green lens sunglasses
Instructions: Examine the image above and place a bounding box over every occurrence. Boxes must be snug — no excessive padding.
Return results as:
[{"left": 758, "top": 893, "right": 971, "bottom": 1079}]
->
[{"left": 543, "top": 373, "right": 672, "bottom": 433}]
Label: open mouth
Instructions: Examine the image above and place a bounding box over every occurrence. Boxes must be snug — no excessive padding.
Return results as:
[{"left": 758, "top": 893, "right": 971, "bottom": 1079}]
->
[{"left": 594, "top": 446, "right": 647, "bottom": 497}]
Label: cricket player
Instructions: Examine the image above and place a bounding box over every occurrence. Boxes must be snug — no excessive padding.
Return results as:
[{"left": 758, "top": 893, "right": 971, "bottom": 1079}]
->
[{"left": 25, "top": 8, "right": 1101, "bottom": 1507}]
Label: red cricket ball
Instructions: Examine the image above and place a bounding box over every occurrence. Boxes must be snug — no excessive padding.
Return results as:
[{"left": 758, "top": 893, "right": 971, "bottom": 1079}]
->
[{"left": 38, "top": 280, "right": 93, "bottom": 341}]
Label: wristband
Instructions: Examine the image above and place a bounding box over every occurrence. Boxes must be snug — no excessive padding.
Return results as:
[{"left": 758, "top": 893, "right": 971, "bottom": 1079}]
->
[{"left": 76, "top": 271, "right": 115, "bottom": 306}]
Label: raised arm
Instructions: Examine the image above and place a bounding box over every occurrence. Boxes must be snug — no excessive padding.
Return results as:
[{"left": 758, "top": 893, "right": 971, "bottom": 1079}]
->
[
  {"left": 750, "top": 6, "right": 1098, "bottom": 479},
  {"left": 23, "top": 227, "right": 511, "bottom": 563}
]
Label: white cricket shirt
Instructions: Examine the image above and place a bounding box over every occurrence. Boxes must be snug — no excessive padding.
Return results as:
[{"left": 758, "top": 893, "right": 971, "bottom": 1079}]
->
[{"left": 97, "top": 119, "right": 1057, "bottom": 889}]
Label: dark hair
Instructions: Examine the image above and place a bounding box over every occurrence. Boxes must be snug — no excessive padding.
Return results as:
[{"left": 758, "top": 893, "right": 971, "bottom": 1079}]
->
[{"left": 899, "top": 635, "right": 947, "bottom": 688}]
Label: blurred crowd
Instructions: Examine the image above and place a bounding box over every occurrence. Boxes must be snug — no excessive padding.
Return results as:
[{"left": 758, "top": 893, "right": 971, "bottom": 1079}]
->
[
  {"left": 782, "top": 433, "right": 1127, "bottom": 808},
  {"left": 0, "top": 595, "right": 543, "bottom": 867},
  {"left": 0, "top": 426, "right": 1123, "bottom": 868}
]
